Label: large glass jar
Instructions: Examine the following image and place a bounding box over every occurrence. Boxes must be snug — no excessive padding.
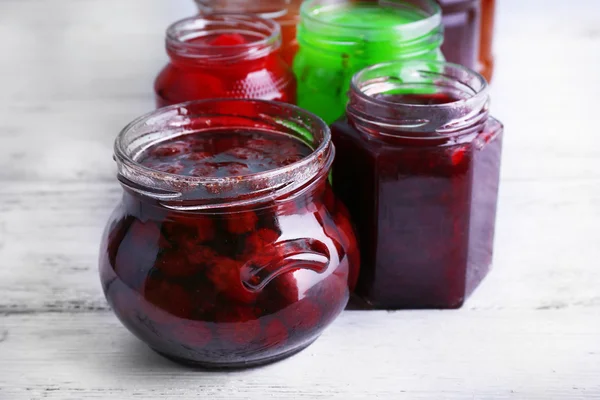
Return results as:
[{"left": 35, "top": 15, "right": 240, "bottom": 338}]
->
[
  {"left": 99, "top": 99, "right": 359, "bottom": 367},
  {"left": 154, "top": 14, "right": 295, "bottom": 108},
  {"left": 194, "top": 0, "right": 302, "bottom": 66},
  {"left": 331, "top": 61, "right": 503, "bottom": 309},
  {"left": 294, "top": 0, "right": 444, "bottom": 124}
]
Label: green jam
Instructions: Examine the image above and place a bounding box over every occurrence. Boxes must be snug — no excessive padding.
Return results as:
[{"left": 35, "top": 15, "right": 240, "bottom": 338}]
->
[{"left": 294, "top": 0, "right": 444, "bottom": 124}]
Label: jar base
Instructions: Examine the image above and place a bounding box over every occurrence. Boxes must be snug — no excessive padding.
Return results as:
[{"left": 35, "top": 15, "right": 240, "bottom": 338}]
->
[{"left": 150, "top": 338, "right": 318, "bottom": 369}]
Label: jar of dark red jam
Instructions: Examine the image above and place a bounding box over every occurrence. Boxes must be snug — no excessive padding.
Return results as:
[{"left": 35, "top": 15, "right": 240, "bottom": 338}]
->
[
  {"left": 194, "top": 0, "right": 302, "bottom": 66},
  {"left": 99, "top": 99, "right": 359, "bottom": 368},
  {"left": 331, "top": 61, "right": 503, "bottom": 309},
  {"left": 154, "top": 14, "right": 295, "bottom": 108}
]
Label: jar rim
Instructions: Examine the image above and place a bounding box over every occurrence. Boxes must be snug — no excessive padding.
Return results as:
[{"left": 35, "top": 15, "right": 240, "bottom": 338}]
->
[
  {"left": 114, "top": 99, "right": 333, "bottom": 210},
  {"left": 348, "top": 60, "right": 490, "bottom": 137},
  {"left": 166, "top": 14, "right": 281, "bottom": 61},
  {"left": 297, "top": 0, "right": 443, "bottom": 57},
  {"left": 194, "top": 0, "right": 301, "bottom": 22},
  {"left": 301, "top": 0, "right": 441, "bottom": 31}
]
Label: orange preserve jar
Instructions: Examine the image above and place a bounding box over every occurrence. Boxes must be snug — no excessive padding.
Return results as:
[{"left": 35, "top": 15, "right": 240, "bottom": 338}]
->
[
  {"left": 478, "top": 0, "right": 495, "bottom": 81},
  {"left": 154, "top": 14, "right": 295, "bottom": 108},
  {"left": 194, "top": 0, "right": 302, "bottom": 65}
]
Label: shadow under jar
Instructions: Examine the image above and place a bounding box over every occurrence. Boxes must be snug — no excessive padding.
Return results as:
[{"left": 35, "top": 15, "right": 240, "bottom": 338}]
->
[
  {"left": 331, "top": 61, "right": 503, "bottom": 309},
  {"left": 154, "top": 14, "right": 295, "bottom": 108},
  {"left": 294, "top": 0, "right": 444, "bottom": 125},
  {"left": 194, "top": 0, "right": 303, "bottom": 66},
  {"left": 99, "top": 99, "right": 359, "bottom": 368}
]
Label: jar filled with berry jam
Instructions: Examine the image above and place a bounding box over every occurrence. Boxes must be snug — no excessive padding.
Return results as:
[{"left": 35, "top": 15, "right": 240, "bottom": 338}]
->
[
  {"left": 194, "top": 0, "right": 302, "bottom": 66},
  {"left": 331, "top": 61, "right": 503, "bottom": 309},
  {"left": 99, "top": 99, "right": 359, "bottom": 367},
  {"left": 154, "top": 14, "right": 295, "bottom": 108},
  {"left": 294, "top": 0, "right": 444, "bottom": 124}
]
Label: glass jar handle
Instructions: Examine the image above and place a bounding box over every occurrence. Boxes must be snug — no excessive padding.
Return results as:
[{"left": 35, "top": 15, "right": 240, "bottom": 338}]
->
[{"left": 240, "top": 238, "right": 330, "bottom": 292}]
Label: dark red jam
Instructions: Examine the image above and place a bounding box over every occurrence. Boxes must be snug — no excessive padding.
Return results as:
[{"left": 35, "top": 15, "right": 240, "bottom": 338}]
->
[
  {"left": 154, "top": 15, "right": 295, "bottom": 108},
  {"left": 140, "top": 130, "right": 311, "bottom": 177},
  {"left": 100, "top": 125, "right": 359, "bottom": 367},
  {"left": 332, "top": 91, "right": 503, "bottom": 309}
]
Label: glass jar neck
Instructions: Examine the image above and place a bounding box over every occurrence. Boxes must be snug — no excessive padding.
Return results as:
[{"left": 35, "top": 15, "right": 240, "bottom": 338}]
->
[
  {"left": 346, "top": 60, "right": 489, "bottom": 144},
  {"left": 195, "top": 0, "right": 302, "bottom": 24},
  {"left": 165, "top": 14, "right": 281, "bottom": 66},
  {"left": 297, "top": 0, "right": 443, "bottom": 59},
  {"left": 114, "top": 100, "right": 333, "bottom": 211}
]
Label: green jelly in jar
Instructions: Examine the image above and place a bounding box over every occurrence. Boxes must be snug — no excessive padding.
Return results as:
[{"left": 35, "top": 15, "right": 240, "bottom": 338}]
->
[{"left": 294, "top": 0, "right": 444, "bottom": 124}]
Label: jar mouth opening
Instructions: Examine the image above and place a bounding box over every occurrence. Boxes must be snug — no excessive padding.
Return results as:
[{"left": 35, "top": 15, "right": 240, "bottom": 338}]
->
[
  {"left": 348, "top": 61, "right": 489, "bottom": 136},
  {"left": 166, "top": 14, "right": 281, "bottom": 61},
  {"left": 194, "top": 0, "right": 301, "bottom": 22},
  {"left": 300, "top": 0, "right": 441, "bottom": 34},
  {"left": 352, "top": 60, "right": 488, "bottom": 108},
  {"left": 114, "top": 99, "right": 332, "bottom": 209}
]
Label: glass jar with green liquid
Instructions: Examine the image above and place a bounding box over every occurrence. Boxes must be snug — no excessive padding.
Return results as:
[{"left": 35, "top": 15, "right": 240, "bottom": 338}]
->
[{"left": 294, "top": 0, "right": 444, "bottom": 124}]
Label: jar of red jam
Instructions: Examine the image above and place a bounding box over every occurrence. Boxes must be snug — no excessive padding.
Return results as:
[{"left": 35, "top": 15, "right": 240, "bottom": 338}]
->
[
  {"left": 194, "top": 0, "right": 302, "bottom": 66},
  {"left": 331, "top": 61, "right": 503, "bottom": 309},
  {"left": 154, "top": 14, "right": 295, "bottom": 108},
  {"left": 99, "top": 99, "right": 359, "bottom": 367}
]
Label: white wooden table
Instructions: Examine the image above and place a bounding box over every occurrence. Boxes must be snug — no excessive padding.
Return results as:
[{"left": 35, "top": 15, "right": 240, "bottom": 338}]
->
[{"left": 1, "top": 0, "right": 599, "bottom": 398}]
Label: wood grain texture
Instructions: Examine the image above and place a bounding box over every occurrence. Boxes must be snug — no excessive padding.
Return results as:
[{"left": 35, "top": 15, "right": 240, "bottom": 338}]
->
[
  {"left": 0, "top": 0, "right": 599, "bottom": 398},
  {"left": 1, "top": 311, "right": 599, "bottom": 399}
]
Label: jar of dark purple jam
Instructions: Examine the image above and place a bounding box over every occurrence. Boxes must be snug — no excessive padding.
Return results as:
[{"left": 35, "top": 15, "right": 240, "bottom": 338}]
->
[
  {"left": 331, "top": 61, "right": 503, "bottom": 309},
  {"left": 99, "top": 99, "right": 359, "bottom": 367}
]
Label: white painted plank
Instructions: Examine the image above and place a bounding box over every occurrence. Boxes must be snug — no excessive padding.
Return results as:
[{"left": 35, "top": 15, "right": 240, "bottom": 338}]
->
[{"left": 1, "top": 310, "right": 599, "bottom": 399}]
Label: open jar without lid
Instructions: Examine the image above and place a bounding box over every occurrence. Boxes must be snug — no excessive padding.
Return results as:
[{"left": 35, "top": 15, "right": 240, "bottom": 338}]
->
[
  {"left": 194, "top": 0, "right": 302, "bottom": 65},
  {"left": 154, "top": 14, "right": 295, "bottom": 108},
  {"left": 99, "top": 99, "right": 359, "bottom": 367},
  {"left": 294, "top": 0, "right": 445, "bottom": 124},
  {"left": 331, "top": 61, "right": 503, "bottom": 309}
]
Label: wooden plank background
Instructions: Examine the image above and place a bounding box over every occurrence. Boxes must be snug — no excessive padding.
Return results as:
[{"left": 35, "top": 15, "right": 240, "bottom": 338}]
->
[{"left": 0, "top": 0, "right": 599, "bottom": 398}]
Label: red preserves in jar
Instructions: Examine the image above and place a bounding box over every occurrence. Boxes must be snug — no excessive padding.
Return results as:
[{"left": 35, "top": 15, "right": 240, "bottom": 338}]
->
[
  {"left": 154, "top": 14, "right": 295, "bottom": 108},
  {"left": 331, "top": 61, "right": 503, "bottom": 309},
  {"left": 194, "top": 0, "right": 302, "bottom": 66},
  {"left": 99, "top": 99, "right": 359, "bottom": 367}
]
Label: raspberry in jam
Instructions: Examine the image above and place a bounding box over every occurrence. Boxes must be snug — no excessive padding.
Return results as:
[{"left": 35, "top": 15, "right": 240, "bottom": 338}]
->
[{"left": 100, "top": 99, "right": 359, "bottom": 368}]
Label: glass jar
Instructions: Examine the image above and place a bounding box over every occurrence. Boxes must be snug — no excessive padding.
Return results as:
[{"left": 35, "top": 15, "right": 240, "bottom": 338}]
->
[
  {"left": 478, "top": 0, "right": 495, "bottom": 82},
  {"left": 437, "top": 0, "right": 480, "bottom": 72},
  {"left": 194, "top": 0, "right": 302, "bottom": 66},
  {"left": 154, "top": 14, "right": 295, "bottom": 108},
  {"left": 331, "top": 61, "right": 503, "bottom": 309},
  {"left": 99, "top": 99, "right": 359, "bottom": 368},
  {"left": 294, "top": 0, "right": 444, "bottom": 124}
]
